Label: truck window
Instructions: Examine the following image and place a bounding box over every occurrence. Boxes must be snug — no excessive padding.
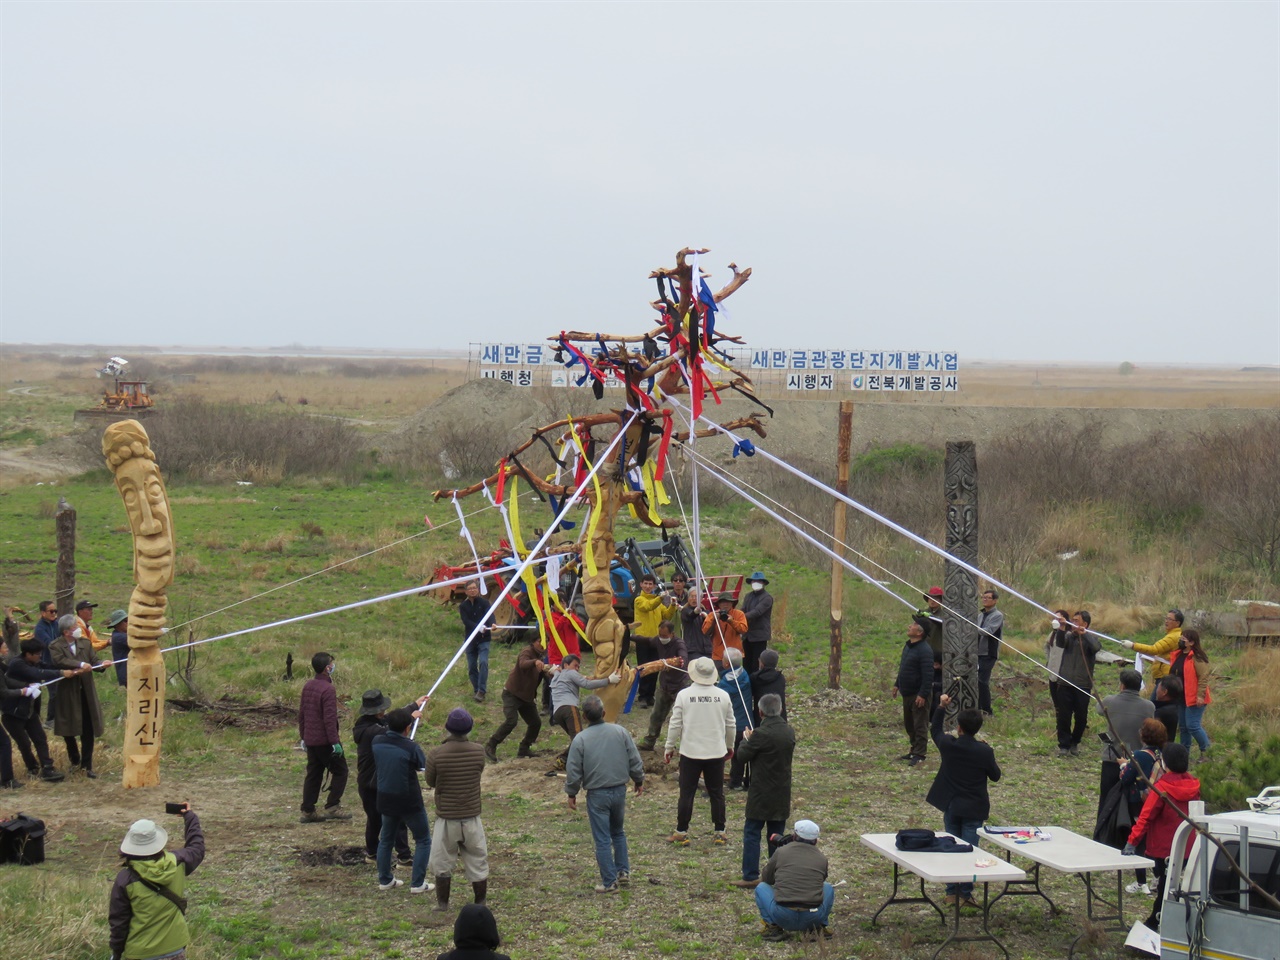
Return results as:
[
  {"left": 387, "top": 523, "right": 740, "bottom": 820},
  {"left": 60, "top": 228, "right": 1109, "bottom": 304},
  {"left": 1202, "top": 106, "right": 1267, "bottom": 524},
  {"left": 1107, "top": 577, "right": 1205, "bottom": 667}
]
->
[{"left": 1209, "top": 840, "right": 1280, "bottom": 915}]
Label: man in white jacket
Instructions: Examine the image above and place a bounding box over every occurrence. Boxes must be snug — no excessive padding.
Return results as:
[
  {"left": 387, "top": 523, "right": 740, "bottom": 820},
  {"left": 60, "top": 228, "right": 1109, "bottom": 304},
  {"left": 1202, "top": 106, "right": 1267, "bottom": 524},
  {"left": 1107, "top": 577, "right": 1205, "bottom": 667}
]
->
[{"left": 664, "top": 656, "right": 736, "bottom": 847}]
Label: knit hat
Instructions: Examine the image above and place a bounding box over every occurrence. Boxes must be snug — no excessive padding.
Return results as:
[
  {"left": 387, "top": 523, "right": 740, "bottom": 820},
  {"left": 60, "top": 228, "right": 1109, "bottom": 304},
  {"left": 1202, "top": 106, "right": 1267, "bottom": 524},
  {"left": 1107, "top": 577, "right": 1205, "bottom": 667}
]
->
[
  {"left": 759, "top": 649, "right": 779, "bottom": 671},
  {"left": 120, "top": 819, "right": 168, "bottom": 857},
  {"left": 688, "top": 657, "right": 718, "bottom": 685},
  {"left": 794, "top": 819, "right": 820, "bottom": 841},
  {"left": 445, "top": 707, "right": 474, "bottom": 735}
]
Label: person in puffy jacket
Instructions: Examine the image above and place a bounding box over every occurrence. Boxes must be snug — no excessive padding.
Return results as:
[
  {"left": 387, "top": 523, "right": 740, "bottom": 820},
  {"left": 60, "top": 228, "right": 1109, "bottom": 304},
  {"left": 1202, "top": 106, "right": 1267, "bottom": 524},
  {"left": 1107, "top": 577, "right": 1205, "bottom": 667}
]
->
[
  {"left": 108, "top": 804, "right": 205, "bottom": 960},
  {"left": 1124, "top": 743, "right": 1201, "bottom": 929},
  {"left": 437, "top": 903, "right": 511, "bottom": 960},
  {"left": 717, "top": 648, "right": 752, "bottom": 790}
]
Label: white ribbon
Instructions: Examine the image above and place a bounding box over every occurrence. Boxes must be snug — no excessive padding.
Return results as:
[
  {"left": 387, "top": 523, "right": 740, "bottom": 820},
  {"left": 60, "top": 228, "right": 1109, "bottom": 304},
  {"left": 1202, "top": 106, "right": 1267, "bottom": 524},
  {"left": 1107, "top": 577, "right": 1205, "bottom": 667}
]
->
[{"left": 454, "top": 494, "right": 487, "bottom": 595}]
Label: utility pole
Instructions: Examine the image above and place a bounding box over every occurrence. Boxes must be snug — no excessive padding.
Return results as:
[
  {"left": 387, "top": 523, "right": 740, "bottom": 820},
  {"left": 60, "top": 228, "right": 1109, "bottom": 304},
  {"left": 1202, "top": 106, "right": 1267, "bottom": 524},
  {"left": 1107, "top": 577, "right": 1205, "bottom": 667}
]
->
[
  {"left": 942, "top": 441, "right": 979, "bottom": 713},
  {"left": 55, "top": 496, "right": 76, "bottom": 615},
  {"left": 829, "top": 401, "right": 853, "bottom": 689}
]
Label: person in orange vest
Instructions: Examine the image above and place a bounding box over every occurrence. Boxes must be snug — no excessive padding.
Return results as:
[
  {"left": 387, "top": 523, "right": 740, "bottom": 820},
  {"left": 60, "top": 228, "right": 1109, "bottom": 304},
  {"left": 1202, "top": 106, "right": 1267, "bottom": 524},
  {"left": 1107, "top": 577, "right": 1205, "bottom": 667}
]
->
[
  {"left": 76, "top": 600, "right": 107, "bottom": 652},
  {"left": 702, "top": 593, "right": 747, "bottom": 667}
]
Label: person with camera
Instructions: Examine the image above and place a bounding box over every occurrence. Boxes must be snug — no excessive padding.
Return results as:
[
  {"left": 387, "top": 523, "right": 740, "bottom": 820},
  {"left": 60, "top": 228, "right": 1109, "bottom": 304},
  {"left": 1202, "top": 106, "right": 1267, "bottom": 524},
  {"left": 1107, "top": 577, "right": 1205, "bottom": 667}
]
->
[
  {"left": 298, "top": 652, "right": 351, "bottom": 822},
  {"left": 702, "top": 592, "right": 747, "bottom": 666},
  {"left": 108, "top": 802, "right": 205, "bottom": 960},
  {"left": 753, "top": 819, "right": 834, "bottom": 942}
]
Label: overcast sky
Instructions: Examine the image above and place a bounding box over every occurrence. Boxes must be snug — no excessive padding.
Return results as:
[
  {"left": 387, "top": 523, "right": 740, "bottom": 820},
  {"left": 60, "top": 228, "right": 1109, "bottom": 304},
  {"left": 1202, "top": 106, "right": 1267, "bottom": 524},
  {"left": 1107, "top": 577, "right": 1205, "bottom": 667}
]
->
[{"left": 2, "top": 2, "right": 1277, "bottom": 365}]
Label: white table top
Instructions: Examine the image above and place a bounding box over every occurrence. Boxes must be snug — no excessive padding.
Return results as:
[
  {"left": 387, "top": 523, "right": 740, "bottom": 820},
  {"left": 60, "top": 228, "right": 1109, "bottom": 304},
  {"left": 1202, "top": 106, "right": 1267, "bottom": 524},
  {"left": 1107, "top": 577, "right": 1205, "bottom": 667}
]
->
[
  {"left": 979, "top": 826, "right": 1155, "bottom": 873},
  {"left": 861, "top": 832, "right": 1027, "bottom": 884}
]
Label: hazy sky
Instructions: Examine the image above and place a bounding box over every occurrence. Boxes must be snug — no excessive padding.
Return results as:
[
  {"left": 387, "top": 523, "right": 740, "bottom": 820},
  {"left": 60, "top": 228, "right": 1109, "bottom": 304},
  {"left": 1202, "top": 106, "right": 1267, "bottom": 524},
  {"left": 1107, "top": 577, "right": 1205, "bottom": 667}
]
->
[{"left": 3, "top": 2, "right": 1277, "bottom": 365}]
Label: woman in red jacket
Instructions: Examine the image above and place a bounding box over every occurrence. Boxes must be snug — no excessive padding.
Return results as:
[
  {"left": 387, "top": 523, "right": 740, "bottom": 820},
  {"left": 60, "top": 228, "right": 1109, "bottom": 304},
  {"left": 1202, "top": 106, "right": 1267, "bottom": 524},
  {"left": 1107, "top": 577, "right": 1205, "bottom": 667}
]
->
[{"left": 1123, "top": 743, "right": 1200, "bottom": 930}]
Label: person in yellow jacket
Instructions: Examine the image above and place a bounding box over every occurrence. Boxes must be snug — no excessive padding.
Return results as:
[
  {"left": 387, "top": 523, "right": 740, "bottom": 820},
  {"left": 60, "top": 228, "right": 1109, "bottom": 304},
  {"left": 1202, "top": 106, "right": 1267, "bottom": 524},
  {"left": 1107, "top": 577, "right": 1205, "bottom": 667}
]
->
[
  {"left": 632, "top": 574, "right": 678, "bottom": 708},
  {"left": 76, "top": 600, "right": 108, "bottom": 652},
  {"left": 1120, "top": 609, "right": 1183, "bottom": 702}
]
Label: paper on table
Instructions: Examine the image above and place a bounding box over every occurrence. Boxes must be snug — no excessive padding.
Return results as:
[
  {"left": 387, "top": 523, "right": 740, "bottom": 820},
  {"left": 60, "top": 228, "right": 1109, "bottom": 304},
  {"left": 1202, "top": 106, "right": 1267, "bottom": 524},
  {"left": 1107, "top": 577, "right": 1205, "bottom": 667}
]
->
[{"left": 1123, "top": 920, "right": 1160, "bottom": 956}]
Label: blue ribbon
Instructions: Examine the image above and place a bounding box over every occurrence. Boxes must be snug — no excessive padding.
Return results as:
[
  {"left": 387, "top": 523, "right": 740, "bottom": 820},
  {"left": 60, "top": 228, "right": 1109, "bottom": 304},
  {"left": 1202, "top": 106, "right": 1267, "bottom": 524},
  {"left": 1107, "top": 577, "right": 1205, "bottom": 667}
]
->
[{"left": 732, "top": 438, "right": 756, "bottom": 458}]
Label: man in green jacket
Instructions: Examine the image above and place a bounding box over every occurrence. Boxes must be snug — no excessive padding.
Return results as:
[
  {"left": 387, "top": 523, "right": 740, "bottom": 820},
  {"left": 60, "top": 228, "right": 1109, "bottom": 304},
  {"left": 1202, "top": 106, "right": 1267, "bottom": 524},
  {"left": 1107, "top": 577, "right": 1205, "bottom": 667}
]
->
[
  {"left": 109, "top": 804, "right": 205, "bottom": 960},
  {"left": 731, "top": 693, "right": 796, "bottom": 888}
]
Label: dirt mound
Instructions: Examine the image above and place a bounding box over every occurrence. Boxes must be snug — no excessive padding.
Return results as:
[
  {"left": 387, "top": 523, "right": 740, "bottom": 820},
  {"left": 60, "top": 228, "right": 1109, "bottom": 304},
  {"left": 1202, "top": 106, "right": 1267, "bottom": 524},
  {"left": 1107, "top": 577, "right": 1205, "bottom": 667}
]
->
[
  {"left": 296, "top": 845, "right": 367, "bottom": 867},
  {"left": 169, "top": 694, "right": 296, "bottom": 730}
]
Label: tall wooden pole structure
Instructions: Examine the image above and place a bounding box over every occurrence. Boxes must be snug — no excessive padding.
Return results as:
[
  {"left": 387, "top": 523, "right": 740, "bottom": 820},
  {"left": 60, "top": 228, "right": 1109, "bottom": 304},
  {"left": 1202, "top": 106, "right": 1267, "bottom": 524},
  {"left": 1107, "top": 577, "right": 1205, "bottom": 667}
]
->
[
  {"left": 828, "top": 401, "right": 853, "bottom": 689},
  {"left": 55, "top": 497, "right": 76, "bottom": 616},
  {"left": 942, "top": 441, "right": 979, "bottom": 712}
]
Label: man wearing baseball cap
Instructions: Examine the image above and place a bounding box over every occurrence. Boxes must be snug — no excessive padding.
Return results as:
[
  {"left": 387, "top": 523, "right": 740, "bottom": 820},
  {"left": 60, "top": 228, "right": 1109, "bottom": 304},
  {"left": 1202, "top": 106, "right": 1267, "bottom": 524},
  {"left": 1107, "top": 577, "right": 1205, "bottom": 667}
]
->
[
  {"left": 76, "top": 600, "right": 106, "bottom": 652},
  {"left": 108, "top": 803, "right": 205, "bottom": 960},
  {"left": 753, "top": 818, "right": 834, "bottom": 942}
]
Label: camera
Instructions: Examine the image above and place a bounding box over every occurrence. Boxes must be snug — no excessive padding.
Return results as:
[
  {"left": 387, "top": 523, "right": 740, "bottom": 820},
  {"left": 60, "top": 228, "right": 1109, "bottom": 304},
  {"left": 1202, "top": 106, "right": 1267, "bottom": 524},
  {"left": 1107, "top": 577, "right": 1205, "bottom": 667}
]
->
[
  {"left": 718, "top": 610, "right": 730, "bottom": 621},
  {"left": 769, "top": 833, "right": 795, "bottom": 847},
  {"left": 164, "top": 802, "right": 186, "bottom": 815}
]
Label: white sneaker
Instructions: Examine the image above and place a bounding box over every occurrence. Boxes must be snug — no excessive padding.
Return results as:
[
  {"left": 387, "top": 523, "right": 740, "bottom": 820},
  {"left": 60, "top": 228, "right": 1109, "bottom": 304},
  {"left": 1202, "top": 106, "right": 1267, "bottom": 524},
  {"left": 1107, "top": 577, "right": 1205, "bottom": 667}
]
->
[
  {"left": 1125, "top": 881, "right": 1151, "bottom": 896},
  {"left": 378, "top": 878, "right": 404, "bottom": 891},
  {"left": 410, "top": 882, "right": 436, "bottom": 894}
]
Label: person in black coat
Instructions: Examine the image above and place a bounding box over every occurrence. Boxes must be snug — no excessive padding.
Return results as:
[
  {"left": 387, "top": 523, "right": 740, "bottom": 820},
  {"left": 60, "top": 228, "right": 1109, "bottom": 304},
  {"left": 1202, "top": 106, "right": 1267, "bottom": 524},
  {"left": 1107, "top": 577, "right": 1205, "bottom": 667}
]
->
[
  {"left": 750, "top": 649, "right": 787, "bottom": 724},
  {"left": 892, "top": 621, "right": 934, "bottom": 766},
  {"left": 438, "top": 903, "right": 511, "bottom": 960},
  {"left": 926, "top": 693, "right": 1002, "bottom": 906},
  {"left": 732, "top": 693, "right": 796, "bottom": 886},
  {"left": 352, "top": 688, "right": 426, "bottom": 864},
  {"left": 5, "top": 638, "right": 73, "bottom": 782}
]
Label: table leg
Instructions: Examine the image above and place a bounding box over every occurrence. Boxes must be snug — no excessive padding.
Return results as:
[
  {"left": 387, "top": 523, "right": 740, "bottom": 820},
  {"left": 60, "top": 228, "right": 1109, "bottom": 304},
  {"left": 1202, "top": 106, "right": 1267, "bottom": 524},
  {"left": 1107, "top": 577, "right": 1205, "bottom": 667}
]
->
[
  {"left": 930, "top": 882, "right": 1010, "bottom": 960},
  {"left": 871, "top": 861, "right": 946, "bottom": 926},
  {"left": 987, "top": 858, "right": 1059, "bottom": 916}
]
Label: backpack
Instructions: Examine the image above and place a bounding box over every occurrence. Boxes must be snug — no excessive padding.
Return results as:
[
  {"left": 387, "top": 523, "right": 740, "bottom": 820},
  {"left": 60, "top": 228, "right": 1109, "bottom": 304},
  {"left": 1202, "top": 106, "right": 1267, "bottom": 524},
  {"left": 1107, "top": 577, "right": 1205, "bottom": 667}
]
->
[{"left": 0, "top": 813, "right": 47, "bottom": 865}]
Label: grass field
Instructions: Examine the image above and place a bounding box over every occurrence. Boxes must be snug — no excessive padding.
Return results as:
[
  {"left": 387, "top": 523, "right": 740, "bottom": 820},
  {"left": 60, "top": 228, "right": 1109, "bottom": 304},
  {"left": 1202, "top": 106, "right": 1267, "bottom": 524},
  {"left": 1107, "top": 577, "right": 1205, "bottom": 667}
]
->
[{"left": 2, "top": 465, "right": 1278, "bottom": 960}]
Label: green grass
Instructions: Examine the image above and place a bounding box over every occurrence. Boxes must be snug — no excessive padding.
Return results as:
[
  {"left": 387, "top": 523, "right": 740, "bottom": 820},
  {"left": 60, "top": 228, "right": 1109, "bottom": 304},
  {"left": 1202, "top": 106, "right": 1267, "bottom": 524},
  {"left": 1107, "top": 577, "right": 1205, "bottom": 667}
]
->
[{"left": 1, "top": 471, "right": 1276, "bottom": 959}]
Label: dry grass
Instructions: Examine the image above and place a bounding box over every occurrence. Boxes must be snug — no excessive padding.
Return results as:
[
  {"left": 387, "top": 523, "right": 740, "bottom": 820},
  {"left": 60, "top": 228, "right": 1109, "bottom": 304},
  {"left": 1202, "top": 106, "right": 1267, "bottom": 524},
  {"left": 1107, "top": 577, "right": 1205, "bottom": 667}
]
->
[{"left": 1232, "top": 648, "right": 1280, "bottom": 722}]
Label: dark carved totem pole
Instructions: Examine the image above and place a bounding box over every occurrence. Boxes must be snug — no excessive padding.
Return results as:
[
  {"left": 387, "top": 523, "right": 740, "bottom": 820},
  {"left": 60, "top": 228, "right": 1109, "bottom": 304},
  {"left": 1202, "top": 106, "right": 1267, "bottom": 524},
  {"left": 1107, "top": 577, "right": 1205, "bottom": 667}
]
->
[{"left": 942, "top": 441, "right": 979, "bottom": 715}]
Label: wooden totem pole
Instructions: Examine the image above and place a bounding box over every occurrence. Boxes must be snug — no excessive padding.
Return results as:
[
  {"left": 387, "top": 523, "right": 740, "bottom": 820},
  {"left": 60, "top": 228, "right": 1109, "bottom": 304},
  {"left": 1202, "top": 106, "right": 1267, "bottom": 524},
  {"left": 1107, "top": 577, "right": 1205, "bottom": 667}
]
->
[
  {"left": 941, "top": 440, "right": 979, "bottom": 714},
  {"left": 436, "top": 249, "right": 766, "bottom": 722},
  {"left": 103, "top": 420, "right": 174, "bottom": 788}
]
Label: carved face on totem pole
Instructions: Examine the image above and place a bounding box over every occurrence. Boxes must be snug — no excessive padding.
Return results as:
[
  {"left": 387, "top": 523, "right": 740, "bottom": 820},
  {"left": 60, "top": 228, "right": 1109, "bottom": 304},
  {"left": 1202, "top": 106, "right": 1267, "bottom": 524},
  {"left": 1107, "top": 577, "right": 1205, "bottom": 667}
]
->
[{"left": 103, "top": 421, "right": 174, "bottom": 594}]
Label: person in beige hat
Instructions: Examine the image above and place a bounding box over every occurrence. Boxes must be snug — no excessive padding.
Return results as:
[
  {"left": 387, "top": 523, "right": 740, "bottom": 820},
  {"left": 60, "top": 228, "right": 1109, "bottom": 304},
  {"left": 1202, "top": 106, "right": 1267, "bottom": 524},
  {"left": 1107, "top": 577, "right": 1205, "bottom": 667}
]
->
[
  {"left": 664, "top": 657, "right": 736, "bottom": 846},
  {"left": 108, "top": 803, "right": 205, "bottom": 960}
]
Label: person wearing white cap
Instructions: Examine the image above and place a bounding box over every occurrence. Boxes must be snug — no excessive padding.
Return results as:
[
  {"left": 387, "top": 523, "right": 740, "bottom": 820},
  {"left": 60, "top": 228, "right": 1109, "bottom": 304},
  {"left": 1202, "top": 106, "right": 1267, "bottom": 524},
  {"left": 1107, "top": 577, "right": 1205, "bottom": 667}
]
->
[
  {"left": 108, "top": 803, "right": 205, "bottom": 960},
  {"left": 663, "top": 656, "right": 736, "bottom": 847},
  {"left": 753, "top": 818, "right": 834, "bottom": 942}
]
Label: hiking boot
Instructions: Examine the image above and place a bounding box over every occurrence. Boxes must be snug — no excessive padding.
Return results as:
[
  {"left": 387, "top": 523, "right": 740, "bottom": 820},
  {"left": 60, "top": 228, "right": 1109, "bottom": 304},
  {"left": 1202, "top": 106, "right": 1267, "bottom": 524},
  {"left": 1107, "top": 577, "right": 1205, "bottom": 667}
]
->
[
  {"left": 484, "top": 742, "right": 499, "bottom": 763},
  {"left": 761, "top": 923, "right": 789, "bottom": 942},
  {"left": 594, "top": 882, "right": 620, "bottom": 894},
  {"left": 516, "top": 745, "right": 539, "bottom": 758},
  {"left": 410, "top": 881, "right": 436, "bottom": 894},
  {"left": 668, "top": 831, "right": 690, "bottom": 846},
  {"left": 731, "top": 878, "right": 760, "bottom": 888},
  {"left": 1057, "top": 748, "right": 1070, "bottom": 758},
  {"left": 378, "top": 878, "right": 404, "bottom": 891},
  {"left": 819, "top": 925, "right": 834, "bottom": 940},
  {"left": 713, "top": 831, "right": 727, "bottom": 846},
  {"left": 473, "top": 691, "right": 485, "bottom": 703},
  {"left": 322, "top": 805, "right": 353, "bottom": 820},
  {"left": 639, "top": 738, "right": 656, "bottom": 752},
  {"left": 299, "top": 811, "right": 325, "bottom": 824},
  {"left": 908, "top": 755, "right": 925, "bottom": 767},
  {"left": 1068, "top": 744, "right": 1080, "bottom": 757},
  {"left": 40, "top": 766, "right": 65, "bottom": 783},
  {"left": 616, "top": 870, "right": 630, "bottom": 886}
]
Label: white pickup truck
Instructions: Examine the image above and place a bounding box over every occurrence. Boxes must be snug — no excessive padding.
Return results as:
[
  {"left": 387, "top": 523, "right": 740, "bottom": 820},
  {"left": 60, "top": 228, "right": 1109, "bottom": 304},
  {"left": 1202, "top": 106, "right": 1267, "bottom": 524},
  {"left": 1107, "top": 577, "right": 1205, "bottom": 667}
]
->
[{"left": 1159, "top": 787, "right": 1280, "bottom": 960}]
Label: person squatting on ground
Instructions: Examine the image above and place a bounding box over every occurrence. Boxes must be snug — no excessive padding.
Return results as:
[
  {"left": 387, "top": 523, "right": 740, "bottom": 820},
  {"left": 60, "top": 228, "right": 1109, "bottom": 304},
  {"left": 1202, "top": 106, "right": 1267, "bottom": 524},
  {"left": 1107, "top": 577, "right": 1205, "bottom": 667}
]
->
[
  {"left": 108, "top": 803, "right": 205, "bottom": 960},
  {"left": 754, "top": 819, "right": 835, "bottom": 942},
  {"left": 976, "top": 589, "right": 1003, "bottom": 716},
  {"left": 1053, "top": 611, "right": 1100, "bottom": 757},
  {"left": 371, "top": 707, "right": 435, "bottom": 893},
  {"left": 1121, "top": 609, "right": 1183, "bottom": 705},
  {"left": 927, "top": 694, "right": 1002, "bottom": 908},
  {"left": 436, "top": 903, "right": 512, "bottom": 960},
  {"left": 739, "top": 571, "right": 773, "bottom": 675},
  {"left": 631, "top": 574, "right": 678, "bottom": 708},
  {"left": 548, "top": 653, "right": 619, "bottom": 771},
  {"left": 425, "top": 707, "right": 490, "bottom": 910},
  {"left": 1117, "top": 717, "right": 1169, "bottom": 895},
  {"left": 1096, "top": 668, "right": 1154, "bottom": 818},
  {"left": 565, "top": 694, "right": 644, "bottom": 893},
  {"left": 353, "top": 689, "right": 427, "bottom": 865},
  {"left": 750, "top": 648, "right": 787, "bottom": 724},
  {"left": 665, "top": 656, "right": 736, "bottom": 847},
  {"left": 702, "top": 592, "right": 747, "bottom": 665},
  {"left": 49, "top": 612, "right": 113, "bottom": 778},
  {"left": 638, "top": 619, "right": 689, "bottom": 752},
  {"left": 485, "top": 635, "right": 551, "bottom": 763},
  {"left": 717, "top": 647, "right": 752, "bottom": 790},
  {"left": 732, "top": 693, "right": 796, "bottom": 888},
  {"left": 458, "top": 580, "right": 496, "bottom": 704},
  {"left": 298, "top": 652, "right": 351, "bottom": 822},
  {"left": 3, "top": 638, "right": 72, "bottom": 782},
  {"left": 892, "top": 620, "right": 934, "bottom": 767},
  {"left": 1124, "top": 742, "right": 1202, "bottom": 930}
]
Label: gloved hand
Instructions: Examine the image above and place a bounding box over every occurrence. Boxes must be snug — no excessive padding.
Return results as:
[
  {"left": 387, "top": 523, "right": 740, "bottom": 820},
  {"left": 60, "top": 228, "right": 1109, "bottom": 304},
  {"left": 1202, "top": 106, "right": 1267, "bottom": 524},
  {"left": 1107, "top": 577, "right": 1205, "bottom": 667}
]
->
[
  {"left": 331, "top": 743, "right": 345, "bottom": 757},
  {"left": 1121, "top": 640, "right": 1135, "bottom": 649},
  {"left": 608, "top": 672, "right": 622, "bottom": 685},
  {"left": 1122, "top": 843, "right": 1136, "bottom": 856},
  {"left": 25, "top": 684, "right": 40, "bottom": 699}
]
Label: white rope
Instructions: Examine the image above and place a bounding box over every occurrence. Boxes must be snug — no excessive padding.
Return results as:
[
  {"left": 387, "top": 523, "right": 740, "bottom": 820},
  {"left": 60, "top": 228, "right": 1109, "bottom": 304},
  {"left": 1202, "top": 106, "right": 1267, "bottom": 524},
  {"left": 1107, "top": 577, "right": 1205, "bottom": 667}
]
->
[
  {"left": 667, "top": 397, "right": 1130, "bottom": 649},
  {"left": 408, "top": 411, "right": 640, "bottom": 739}
]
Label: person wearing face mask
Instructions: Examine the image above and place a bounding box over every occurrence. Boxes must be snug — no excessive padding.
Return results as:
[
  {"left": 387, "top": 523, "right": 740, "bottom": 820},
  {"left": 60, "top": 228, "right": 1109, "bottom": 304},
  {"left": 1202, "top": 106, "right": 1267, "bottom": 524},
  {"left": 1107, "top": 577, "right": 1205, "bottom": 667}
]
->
[
  {"left": 49, "top": 614, "right": 113, "bottom": 778},
  {"left": 739, "top": 573, "right": 773, "bottom": 676},
  {"left": 298, "top": 652, "right": 352, "bottom": 823}
]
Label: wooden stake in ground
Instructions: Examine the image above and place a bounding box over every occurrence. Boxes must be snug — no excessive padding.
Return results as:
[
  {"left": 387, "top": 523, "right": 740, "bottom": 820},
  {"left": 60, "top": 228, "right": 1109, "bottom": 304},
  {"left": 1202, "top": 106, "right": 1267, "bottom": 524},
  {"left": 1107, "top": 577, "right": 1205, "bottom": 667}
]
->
[
  {"left": 828, "top": 401, "right": 853, "bottom": 689},
  {"left": 55, "top": 497, "right": 76, "bottom": 616},
  {"left": 103, "top": 420, "right": 175, "bottom": 788}
]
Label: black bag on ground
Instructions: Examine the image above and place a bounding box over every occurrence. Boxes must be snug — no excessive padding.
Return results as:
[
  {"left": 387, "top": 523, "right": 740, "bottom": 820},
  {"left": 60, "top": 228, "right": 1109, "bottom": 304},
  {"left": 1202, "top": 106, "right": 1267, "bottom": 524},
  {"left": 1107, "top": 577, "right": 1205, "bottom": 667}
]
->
[{"left": 0, "top": 813, "right": 47, "bottom": 865}]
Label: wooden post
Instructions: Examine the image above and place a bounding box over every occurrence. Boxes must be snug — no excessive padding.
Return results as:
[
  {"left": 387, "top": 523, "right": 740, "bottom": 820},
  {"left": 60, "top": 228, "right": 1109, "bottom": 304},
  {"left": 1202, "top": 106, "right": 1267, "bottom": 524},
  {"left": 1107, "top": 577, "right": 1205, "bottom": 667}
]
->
[
  {"left": 942, "top": 441, "right": 979, "bottom": 713},
  {"left": 829, "top": 401, "right": 853, "bottom": 689},
  {"left": 55, "top": 497, "right": 76, "bottom": 616}
]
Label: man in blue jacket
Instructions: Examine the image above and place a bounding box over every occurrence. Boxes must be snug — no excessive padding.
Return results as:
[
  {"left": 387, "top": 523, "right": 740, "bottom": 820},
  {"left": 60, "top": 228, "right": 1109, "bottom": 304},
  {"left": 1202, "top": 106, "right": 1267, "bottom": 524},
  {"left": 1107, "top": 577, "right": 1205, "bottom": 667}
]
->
[
  {"left": 33, "top": 600, "right": 60, "bottom": 722},
  {"left": 458, "top": 580, "right": 496, "bottom": 703},
  {"left": 892, "top": 620, "right": 934, "bottom": 767},
  {"left": 718, "top": 648, "right": 753, "bottom": 790},
  {"left": 927, "top": 693, "right": 1002, "bottom": 907},
  {"left": 371, "top": 707, "right": 434, "bottom": 894}
]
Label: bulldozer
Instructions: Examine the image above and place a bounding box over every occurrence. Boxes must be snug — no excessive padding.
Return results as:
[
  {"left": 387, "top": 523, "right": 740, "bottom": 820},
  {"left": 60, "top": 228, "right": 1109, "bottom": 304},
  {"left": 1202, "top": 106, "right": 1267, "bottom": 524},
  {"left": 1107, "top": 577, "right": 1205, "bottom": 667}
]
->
[{"left": 73, "top": 357, "right": 157, "bottom": 422}]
